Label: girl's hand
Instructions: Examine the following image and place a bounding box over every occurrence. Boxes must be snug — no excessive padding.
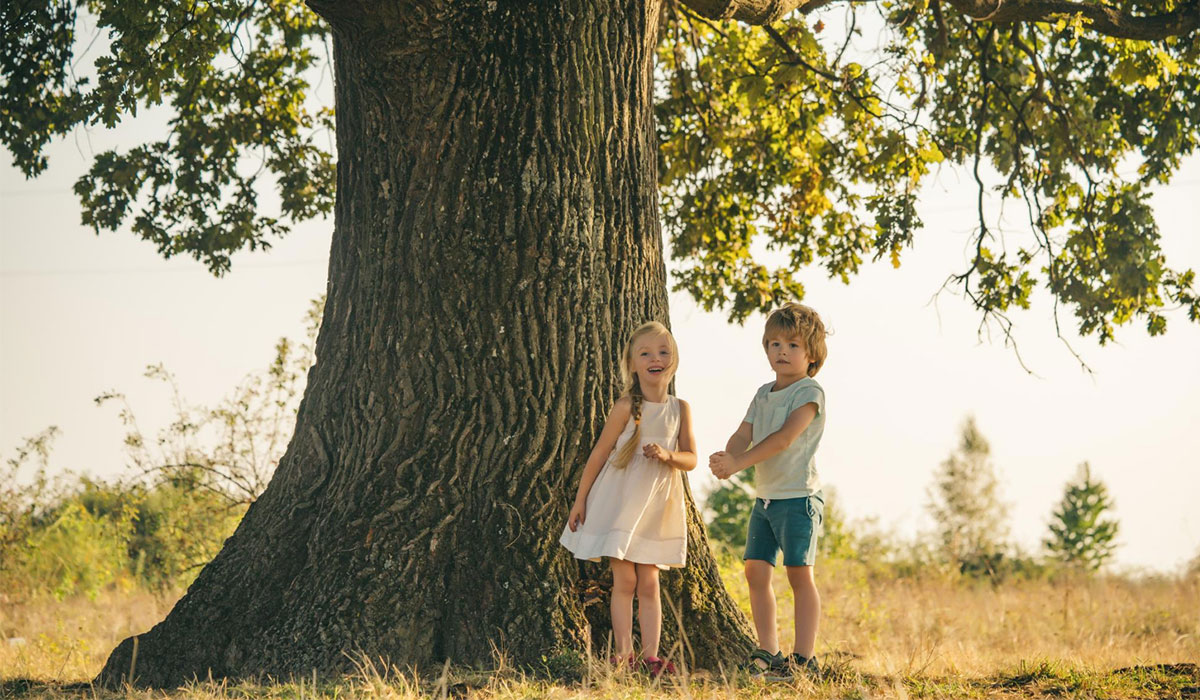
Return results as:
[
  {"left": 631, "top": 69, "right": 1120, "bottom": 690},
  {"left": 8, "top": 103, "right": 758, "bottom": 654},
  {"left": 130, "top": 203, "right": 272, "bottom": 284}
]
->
[
  {"left": 643, "top": 443, "right": 671, "bottom": 462},
  {"left": 567, "top": 502, "right": 586, "bottom": 532},
  {"left": 709, "top": 451, "right": 740, "bottom": 479}
]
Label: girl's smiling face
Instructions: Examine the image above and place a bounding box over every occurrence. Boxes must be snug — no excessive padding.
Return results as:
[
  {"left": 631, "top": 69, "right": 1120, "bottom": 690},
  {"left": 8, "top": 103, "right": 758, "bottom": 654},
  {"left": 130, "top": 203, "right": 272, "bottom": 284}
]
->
[{"left": 631, "top": 333, "right": 676, "bottom": 387}]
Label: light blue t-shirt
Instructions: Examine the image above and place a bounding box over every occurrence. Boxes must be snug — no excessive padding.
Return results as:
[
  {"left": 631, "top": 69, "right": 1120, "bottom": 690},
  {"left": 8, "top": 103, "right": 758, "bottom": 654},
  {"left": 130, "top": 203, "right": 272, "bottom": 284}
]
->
[{"left": 741, "top": 377, "right": 825, "bottom": 499}]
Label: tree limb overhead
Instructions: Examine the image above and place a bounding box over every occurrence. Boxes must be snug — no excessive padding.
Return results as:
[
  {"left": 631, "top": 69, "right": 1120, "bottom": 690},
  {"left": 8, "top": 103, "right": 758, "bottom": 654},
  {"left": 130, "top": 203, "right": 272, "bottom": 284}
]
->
[{"left": 679, "top": 0, "right": 1200, "bottom": 40}]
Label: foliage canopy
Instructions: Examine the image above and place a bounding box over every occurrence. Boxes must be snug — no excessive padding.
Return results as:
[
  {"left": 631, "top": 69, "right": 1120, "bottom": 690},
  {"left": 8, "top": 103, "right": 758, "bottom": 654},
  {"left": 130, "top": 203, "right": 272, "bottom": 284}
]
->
[{"left": 2, "top": 0, "right": 1198, "bottom": 344}]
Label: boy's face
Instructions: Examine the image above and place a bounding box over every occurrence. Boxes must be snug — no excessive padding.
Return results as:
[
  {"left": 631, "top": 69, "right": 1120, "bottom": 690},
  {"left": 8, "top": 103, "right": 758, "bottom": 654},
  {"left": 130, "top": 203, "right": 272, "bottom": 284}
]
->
[{"left": 764, "top": 334, "right": 810, "bottom": 380}]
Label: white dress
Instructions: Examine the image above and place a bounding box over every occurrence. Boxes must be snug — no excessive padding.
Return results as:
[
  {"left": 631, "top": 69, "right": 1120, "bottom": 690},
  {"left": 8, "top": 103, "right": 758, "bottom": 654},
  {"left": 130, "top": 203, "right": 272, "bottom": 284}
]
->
[{"left": 559, "top": 396, "right": 688, "bottom": 569}]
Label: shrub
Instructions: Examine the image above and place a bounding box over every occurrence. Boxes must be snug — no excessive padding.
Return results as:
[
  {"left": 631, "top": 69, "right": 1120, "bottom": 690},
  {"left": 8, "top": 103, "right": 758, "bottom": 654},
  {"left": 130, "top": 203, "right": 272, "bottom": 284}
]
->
[{"left": 12, "top": 497, "right": 134, "bottom": 599}]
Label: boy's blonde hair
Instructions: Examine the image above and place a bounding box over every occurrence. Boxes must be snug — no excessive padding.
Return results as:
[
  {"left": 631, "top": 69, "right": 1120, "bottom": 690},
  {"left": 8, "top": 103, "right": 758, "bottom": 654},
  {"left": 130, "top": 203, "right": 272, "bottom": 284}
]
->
[
  {"left": 612, "top": 321, "right": 678, "bottom": 470},
  {"left": 762, "top": 303, "right": 828, "bottom": 377}
]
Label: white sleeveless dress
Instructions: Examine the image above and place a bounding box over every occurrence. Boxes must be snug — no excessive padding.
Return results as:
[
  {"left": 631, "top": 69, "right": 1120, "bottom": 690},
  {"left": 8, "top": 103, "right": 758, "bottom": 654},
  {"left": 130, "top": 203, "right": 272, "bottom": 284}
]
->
[{"left": 559, "top": 396, "right": 688, "bottom": 569}]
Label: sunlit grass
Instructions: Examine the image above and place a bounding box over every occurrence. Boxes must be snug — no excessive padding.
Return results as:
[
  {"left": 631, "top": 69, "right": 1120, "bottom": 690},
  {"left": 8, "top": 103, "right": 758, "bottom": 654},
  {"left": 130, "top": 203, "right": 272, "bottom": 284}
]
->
[{"left": 2, "top": 557, "right": 1198, "bottom": 698}]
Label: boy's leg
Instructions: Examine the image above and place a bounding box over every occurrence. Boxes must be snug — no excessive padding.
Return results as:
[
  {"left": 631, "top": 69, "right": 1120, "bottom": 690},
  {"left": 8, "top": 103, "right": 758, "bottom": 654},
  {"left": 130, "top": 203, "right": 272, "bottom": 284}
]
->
[
  {"left": 743, "top": 499, "right": 782, "bottom": 657},
  {"left": 779, "top": 494, "right": 824, "bottom": 661},
  {"left": 786, "top": 565, "right": 820, "bottom": 659},
  {"left": 634, "top": 563, "right": 662, "bottom": 659},
  {"left": 609, "top": 559, "right": 637, "bottom": 658},
  {"left": 744, "top": 559, "right": 779, "bottom": 654}
]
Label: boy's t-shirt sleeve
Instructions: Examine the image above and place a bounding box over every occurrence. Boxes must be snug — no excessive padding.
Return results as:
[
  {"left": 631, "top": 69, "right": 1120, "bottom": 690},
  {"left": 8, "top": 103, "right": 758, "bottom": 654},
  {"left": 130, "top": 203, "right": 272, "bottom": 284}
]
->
[
  {"left": 742, "top": 392, "right": 758, "bottom": 424},
  {"left": 789, "top": 383, "right": 825, "bottom": 417}
]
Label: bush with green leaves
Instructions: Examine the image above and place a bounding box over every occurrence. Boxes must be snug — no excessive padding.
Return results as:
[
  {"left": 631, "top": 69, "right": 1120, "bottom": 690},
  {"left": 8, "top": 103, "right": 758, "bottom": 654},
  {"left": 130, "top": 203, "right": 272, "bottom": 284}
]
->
[
  {"left": 11, "top": 496, "right": 134, "bottom": 600},
  {"left": 1, "top": 448, "right": 244, "bottom": 597},
  {"left": 703, "top": 469, "right": 756, "bottom": 551},
  {"left": 2, "top": 433, "right": 134, "bottom": 599}
]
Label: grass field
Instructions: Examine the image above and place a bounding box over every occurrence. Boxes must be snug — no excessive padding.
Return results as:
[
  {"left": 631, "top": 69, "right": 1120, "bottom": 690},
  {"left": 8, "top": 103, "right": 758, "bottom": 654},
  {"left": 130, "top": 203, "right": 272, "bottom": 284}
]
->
[{"left": 3, "top": 557, "right": 1198, "bottom": 698}]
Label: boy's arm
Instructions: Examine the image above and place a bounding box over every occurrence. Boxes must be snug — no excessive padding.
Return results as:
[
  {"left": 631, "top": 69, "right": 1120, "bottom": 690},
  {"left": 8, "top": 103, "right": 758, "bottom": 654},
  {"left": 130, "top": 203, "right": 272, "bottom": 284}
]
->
[
  {"left": 709, "top": 421, "right": 753, "bottom": 479},
  {"left": 723, "top": 403, "right": 818, "bottom": 475},
  {"left": 725, "top": 421, "right": 753, "bottom": 454}
]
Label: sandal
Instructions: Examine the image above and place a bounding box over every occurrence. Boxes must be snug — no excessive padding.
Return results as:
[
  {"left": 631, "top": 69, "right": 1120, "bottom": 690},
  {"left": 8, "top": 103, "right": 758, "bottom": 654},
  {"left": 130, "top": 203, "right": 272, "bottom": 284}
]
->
[
  {"left": 787, "top": 652, "right": 820, "bottom": 677},
  {"left": 740, "top": 648, "right": 787, "bottom": 678}
]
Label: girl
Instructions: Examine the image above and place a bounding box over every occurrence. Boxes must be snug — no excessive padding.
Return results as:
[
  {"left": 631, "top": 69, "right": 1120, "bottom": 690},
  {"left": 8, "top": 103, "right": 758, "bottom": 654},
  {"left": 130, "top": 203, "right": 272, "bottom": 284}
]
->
[{"left": 560, "top": 321, "right": 697, "bottom": 677}]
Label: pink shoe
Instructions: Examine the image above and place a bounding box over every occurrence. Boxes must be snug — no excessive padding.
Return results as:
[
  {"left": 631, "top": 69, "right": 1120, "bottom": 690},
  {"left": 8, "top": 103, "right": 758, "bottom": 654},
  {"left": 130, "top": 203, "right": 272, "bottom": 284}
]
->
[
  {"left": 642, "top": 656, "right": 677, "bottom": 677},
  {"left": 609, "top": 653, "right": 636, "bottom": 670}
]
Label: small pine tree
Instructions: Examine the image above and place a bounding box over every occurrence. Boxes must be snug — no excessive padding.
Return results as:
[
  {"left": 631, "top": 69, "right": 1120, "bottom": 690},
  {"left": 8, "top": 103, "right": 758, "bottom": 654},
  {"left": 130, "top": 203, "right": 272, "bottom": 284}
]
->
[
  {"left": 1044, "top": 462, "right": 1119, "bottom": 572},
  {"left": 927, "top": 415, "right": 1008, "bottom": 575}
]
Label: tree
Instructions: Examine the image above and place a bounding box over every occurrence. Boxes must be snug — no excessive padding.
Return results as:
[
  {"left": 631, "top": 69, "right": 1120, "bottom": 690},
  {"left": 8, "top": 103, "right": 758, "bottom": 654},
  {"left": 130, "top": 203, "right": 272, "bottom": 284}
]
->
[
  {"left": 1044, "top": 462, "right": 1119, "bottom": 572},
  {"left": 927, "top": 416, "right": 1008, "bottom": 574},
  {"left": 3, "top": 0, "right": 1199, "bottom": 688}
]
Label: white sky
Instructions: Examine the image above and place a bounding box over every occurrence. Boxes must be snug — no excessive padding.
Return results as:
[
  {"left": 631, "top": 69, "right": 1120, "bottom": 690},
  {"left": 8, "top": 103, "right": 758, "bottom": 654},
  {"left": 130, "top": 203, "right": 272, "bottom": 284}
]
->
[{"left": 2, "top": 97, "right": 1198, "bottom": 575}]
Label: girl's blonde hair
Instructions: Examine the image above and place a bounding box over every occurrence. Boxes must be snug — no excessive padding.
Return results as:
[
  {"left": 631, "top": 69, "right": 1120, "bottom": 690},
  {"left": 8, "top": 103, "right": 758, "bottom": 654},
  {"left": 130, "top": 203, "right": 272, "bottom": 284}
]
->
[
  {"left": 611, "top": 321, "right": 678, "bottom": 470},
  {"left": 762, "top": 303, "right": 828, "bottom": 377}
]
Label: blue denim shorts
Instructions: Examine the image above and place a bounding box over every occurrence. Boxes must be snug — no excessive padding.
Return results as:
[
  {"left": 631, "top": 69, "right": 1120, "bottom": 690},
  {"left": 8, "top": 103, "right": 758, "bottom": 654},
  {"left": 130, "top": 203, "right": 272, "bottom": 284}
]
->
[{"left": 743, "top": 492, "right": 824, "bottom": 567}]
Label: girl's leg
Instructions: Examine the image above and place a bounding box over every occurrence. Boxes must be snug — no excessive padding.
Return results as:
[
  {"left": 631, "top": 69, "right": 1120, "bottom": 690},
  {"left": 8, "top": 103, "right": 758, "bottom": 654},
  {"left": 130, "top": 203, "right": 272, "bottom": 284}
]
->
[
  {"left": 786, "top": 565, "right": 820, "bottom": 658},
  {"left": 609, "top": 559, "right": 637, "bottom": 659},
  {"left": 744, "top": 559, "right": 779, "bottom": 654},
  {"left": 634, "top": 564, "right": 662, "bottom": 659}
]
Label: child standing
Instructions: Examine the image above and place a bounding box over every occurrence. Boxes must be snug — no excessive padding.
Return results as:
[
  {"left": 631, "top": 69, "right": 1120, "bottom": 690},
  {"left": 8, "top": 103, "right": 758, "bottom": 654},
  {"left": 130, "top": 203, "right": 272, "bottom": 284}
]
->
[
  {"left": 709, "top": 303, "right": 829, "bottom": 678},
  {"left": 560, "top": 321, "right": 697, "bottom": 676}
]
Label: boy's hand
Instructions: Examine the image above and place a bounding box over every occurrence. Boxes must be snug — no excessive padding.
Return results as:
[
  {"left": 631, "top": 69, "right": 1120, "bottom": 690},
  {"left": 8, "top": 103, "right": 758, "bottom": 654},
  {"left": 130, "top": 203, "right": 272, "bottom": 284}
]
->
[
  {"left": 709, "top": 451, "right": 740, "bottom": 479},
  {"left": 567, "top": 502, "right": 586, "bottom": 532},
  {"left": 643, "top": 443, "right": 671, "bottom": 462}
]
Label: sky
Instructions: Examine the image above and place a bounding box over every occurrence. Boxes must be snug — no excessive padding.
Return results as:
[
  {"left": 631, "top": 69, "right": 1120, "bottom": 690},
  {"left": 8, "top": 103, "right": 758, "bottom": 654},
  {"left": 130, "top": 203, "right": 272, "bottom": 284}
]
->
[{"left": 2, "top": 90, "right": 1199, "bottom": 576}]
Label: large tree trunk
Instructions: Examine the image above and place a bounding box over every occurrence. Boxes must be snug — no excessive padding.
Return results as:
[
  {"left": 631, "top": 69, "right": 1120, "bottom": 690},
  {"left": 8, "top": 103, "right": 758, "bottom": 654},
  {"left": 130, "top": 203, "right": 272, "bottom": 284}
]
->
[{"left": 98, "top": 0, "right": 751, "bottom": 687}]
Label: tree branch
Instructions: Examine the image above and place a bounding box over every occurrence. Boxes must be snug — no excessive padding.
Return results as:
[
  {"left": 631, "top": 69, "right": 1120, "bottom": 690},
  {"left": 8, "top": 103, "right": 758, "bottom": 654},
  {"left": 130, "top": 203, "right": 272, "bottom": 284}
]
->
[
  {"left": 679, "top": 0, "right": 868, "bottom": 22},
  {"left": 944, "top": 0, "right": 1199, "bottom": 40},
  {"left": 680, "top": 0, "right": 1200, "bottom": 40},
  {"left": 679, "top": 0, "right": 804, "bottom": 22},
  {"left": 762, "top": 25, "right": 838, "bottom": 79}
]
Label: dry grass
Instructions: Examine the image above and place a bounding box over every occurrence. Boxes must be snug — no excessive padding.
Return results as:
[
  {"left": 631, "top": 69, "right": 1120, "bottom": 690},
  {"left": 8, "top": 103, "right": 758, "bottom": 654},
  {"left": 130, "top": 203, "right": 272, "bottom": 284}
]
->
[
  {"left": 2, "top": 560, "right": 1198, "bottom": 699},
  {"left": 1, "top": 589, "right": 178, "bottom": 682},
  {"left": 733, "top": 555, "right": 1200, "bottom": 676}
]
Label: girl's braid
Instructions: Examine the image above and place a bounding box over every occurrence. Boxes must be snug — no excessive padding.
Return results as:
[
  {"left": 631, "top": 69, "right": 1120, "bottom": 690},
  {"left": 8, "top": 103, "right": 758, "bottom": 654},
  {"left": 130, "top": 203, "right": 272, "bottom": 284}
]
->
[{"left": 613, "top": 377, "right": 644, "bottom": 470}]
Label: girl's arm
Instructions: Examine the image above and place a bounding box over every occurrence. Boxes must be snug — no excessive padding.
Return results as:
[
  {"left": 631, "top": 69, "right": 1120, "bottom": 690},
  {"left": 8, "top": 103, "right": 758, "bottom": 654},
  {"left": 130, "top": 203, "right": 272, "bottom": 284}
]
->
[
  {"left": 567, "top": 397, "right": 632, "bottom": 530},
  {"left": 644, "top": 399, "right": 698, "bottom": 471}
]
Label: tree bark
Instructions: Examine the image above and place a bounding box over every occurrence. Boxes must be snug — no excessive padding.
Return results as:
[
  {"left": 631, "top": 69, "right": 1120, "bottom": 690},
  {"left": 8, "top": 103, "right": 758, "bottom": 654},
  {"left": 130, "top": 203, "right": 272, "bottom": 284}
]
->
[{"left": 98, "top": 0, "right": 751, "bottom": 687}]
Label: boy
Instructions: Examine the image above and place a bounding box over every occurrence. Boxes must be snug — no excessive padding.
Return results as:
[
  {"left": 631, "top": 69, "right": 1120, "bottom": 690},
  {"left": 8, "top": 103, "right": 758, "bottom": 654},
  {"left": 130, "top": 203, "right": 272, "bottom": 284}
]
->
[{"left": 709, "top": 302, "right": 828, "bottom": 678}]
